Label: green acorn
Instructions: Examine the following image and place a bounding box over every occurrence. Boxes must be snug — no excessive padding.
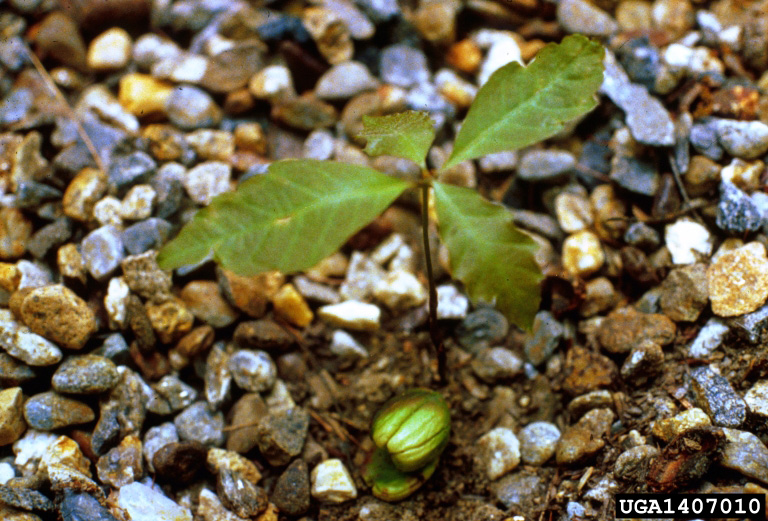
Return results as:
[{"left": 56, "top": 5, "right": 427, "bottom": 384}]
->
[{"left": 371, "top": 388, "right": 451, "bottom": 472}]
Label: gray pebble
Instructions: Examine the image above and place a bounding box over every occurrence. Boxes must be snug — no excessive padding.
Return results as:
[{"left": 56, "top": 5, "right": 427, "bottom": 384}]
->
[
  {"left": 557, "top": 0, "right": 618, "bottom": 36},
  {"left": 27, "top": 217, "right": 71, "bottom": 259},
  {"left": 690, "top": 366, "right": 746, "bottom": 428},
  {"left": 143, "top": 422, "right": 179, "bottom": 473},
  {"left": 59, "top": 492, "right": 119, "bottom": 521},
  {"left": 688, "top": 317, "right": 729, "bottom": 358},
  {"left": 716, "top": 119, "right": 768, "bottom": 159},
  {"left": 153, "top": 374, "right": 197, "bottom": 412},
  {"left": 356, "top": 0, "right": 400, "bottom": 22},
  {"left": 719, "top": 428, "right": 768, "bottom": 484},
  {"left": 690, "top": 119, "right": 724, "bottom": 161},
  {"left": 0, "top": 313, "right": 62, "bottom": 366},
  {"left": 0, "top": 88, "right": 33, "bottom": 126},
  {"left": 255, "top": 408, "right": 310, "bottom": 466},
  {"left": 228, "top": 349, "right": 277, "bottom": 393},
  {"left": 624, "top": 222, "right": 660, "bottom": 251},
  {"left": 491, "top": 470, "right": 546, "bottom": 511},
  {"left": 315, "top": 61, "right": 379, "bottom": 100},
  {"left": 165, "top": 84, "right": 222, "bottom": 130},
  {"left": 456, "top": 308, "right": 509, "bottom": 354},
  {"left": 81, "top": 225, "right": 126, "bottom": 281},
  {"left": 174, "top": 401, "right": 225, "bottom": 446},
  {"left": 716, "top": 181, "right": 762, "bottom": 234},
  {"left": 23, "top": 391, "right": 95, "bottom": 430},
  {"left": 518, "top": 422, "right": 560, "bottom": 465},
  {"left": 272, "top": 458, "right": 310, "bottom": 516},
  {"left": 517, "top": 149, "right": 575, "bottom": 183},
  {"left": 610, "top": 156, "right": 659, "bottom": 196},
  {"left": 728, "top": 303, "right": 768, "bottom": 344},
  {"left": 380, "top": 44, "right": 430, "bottom": 88},
  {"left": 96, "top": 333, "right": 130, "bottom": 364},
  {"left": 0, "top": 484, "right": 53, "bottom": 512},
  {"left": 523, "top": 311, "right": 564, "bottom": 366},
  {"left": 108, "top": 151, "right": 156, "bottom": 190},
  {"left": 52, "top": 354, "right": 119, "bottom": 394},
  {"left": 472, "top": 347, "right": 523, "bottom": 383},
  {"left": 0, "top": 352, "right": 36, "bottom": 386},
  {"left": 122, "top": 218, "right": 172, "bottom": 255}
]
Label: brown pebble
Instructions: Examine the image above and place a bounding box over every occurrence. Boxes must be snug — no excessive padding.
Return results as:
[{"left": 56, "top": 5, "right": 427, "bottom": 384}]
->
[
  {"left": 0, "top": 208, "right": 32, "bottom": 260},
  {"left": 34, "top": 11, "right": 87, "bottom": 70},
  {"left": 596, "top": 306, "right": 676, "bottom": 354},
  {"left": 218, "top": 269, "right": 284, "bottom": 318},
  {"left": 561, "top": 346, "right": 616, "bottom": 396},
  {"left": 152, "top": 441, "right": 207, "bottom": 484},
  {"left": 226, "top": 393, "right": 267, "bottom": 454},
  {"left": 175, "top": 325, "right": 215, "bottom": 358},
  {"left": 19, "top": 284, "right": 98, "bottom": 350},
  {"left": 181, "top": 280, "right": 239, "bottom": 328},
  {"left": 234, "top": 319, "right": 294, "bottom": 351}
]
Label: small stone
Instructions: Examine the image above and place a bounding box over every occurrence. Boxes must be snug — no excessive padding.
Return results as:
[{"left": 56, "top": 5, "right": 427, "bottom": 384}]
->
[
  {"left": 340, "top": 252, "right": 386, "bottom": 301},
  {"left": 745, "top": 380, "right": 768, "bottom": 417},
  {"left": 272, "top": 459, "right": 310, "bottom": 516},
  {"left": 330, "top": 330, "right": 367, "bottom": 359},
  {"left": 690, "top": 366, "right": 747, "bottom": 428},
  {"left": 372, "top": 270, "right": 427, "bottom": 311},
  {"left": 225, "top": 393, "right": 266, "bottom": 454},
  {"left": 616, "top": 0, "right": 653, "bottom": 31},
  {"left": 562, "top": 230, "right": 605, "bottom": 277},
  {"left": 659, "top": 264, "right": 709, "bottom": 322},
  {"left": 27, "top": 218, "right": 71, "bottom": 260},
  {"left": 204, "top": 343, "right": 232, "bottom": 409},
  {"left": 18, "top": 285, "right": 97, "bottom": 350},
  {"left": 620, "top": 339, "right": 664, "bottom": 385},
  {"left": 719, "top": 428, "right": 768, "bottom": 485},
  {"left": 23, "top": 392, "right": 94, "bottom": 431},
  {"left": 477, "top": 427, "right": 521, "bottom": 480},
  {"left": 145, "top": 297, "right": 195, "bottom": 344},
  {"left": 81, "top": 225, "right": 125, "bottom": 281},
  {"left": 311, "top": 459, "right": 357, "bottom": 503},
  {"left": 315, "top": 61, "right": 379, "bottom": 100},
  {"left": 183, "top": 161, "right": 231, "bottom": 206},
  {"left": 318, "top": 300, "right": 380, "bottom": 331},
  {"left": 196, "top": 488, "right": 245, "bottom": 521},
  {"left": 613, "top": 445, "right": 659, "bottom": 482},
  {"left": 456, "top": 308, "right": 509, "bottom": 353},
  {"left": 152, "top": 441, "right": 206, "bottom": 484},
  {"left": 118, "top": 73, "right": 174, "bottom": 117},
  {"left": 59, "top": 492, "right": 119, "bottom": 521},
  {"left": 218, "top": 269, "right": 284, "bottom": 319},
  {"left": 0, "top": 388, "right": 25, "bottom": 446},
  {"left": 293, "top": 275, "right": 340, "bottom": 305},
  {"left": 62, "top": 167, "right": 108, "bottom": 222},
  {"left": 717, "top": 182, "right": 762, "bottom": 234},
  {"left": 0, "top": 353, "right": 36, "bottom": 387},
  {"left": 708, "top": 242, "right": 768, "bottom": 317},
  {"left": 96, "top": 434, "right": 142, "bottom": 488},
  {"left": 665, "top": 218, "right": 713, "bottom": 264},
  {"left": 518, "top": 422, "right": 560, "bottom": 466},
  {"left": 180, "top": 280, "right": 238, "bottom": 328},
  {"left": 555, "top": 192, "right": 593, "bottom": 233},
  {"left": 272, "top": 283, "right": 313, "bottom": 328},
  {"left": 523, "top": 311, "right": 564, "bottom": 366},
  {"left": 721, "top": 158, "right": 763, "bottom": 191},
  {"left": 562, "top": 346, "right": 616, "bottom": 396},
  {"left": 716, "top": 119, "right": 768, "bottom": 159},
  {"left": 0, "top": 313, "right": 62, "bottom": 366},
  {"left": 93, "top": 196, "right": 123, "bottom": 227},
  {"left": 436, "top": 284, "right": 469, "bottom": 319},
  {"left": 248, "top": 65, "right": 294, "bottom": 101},
  {"left": 471, "top": 347, "right": 523, "bottom": 383},
  {"left": 492, "top": 470, "right": 546, "bottom": 511},
  {"left": 117, "top": 482, "right": 192, "bottom": 521},
  {"left": 610, "top": 156, "right": 659, "bottom": 196},
  {"left": 380, "top": 44, "right": 430, "bottom": 88},
  {"left": 216, "top": 467, "right": 268, "bottom": 518},
  {"left": 52, "top": 355, "right": 118, "bottom": 394},
  {"left": 475, "top": 30, "right": 522, "bottom": 86},
  {"left": 271, "top": 95, "right": 338, "bottom": 131},
  {"left": 687, "top": 317, "right": 729, "bottom": 358},
  {"left": 165, "top": 85, "right": 222, "bottom": 130},
  {"left": 143, "top": 423, "right": 179, "bottom": 473},
  {"left": 0, "top": 208, "right": 31, "bottom": 260},
  {"left": 597, "top": 306, "right": 675, "bottom": 354},
  {"left": 119, "top": 185, "right": 156, "bottom": 221},
  {"left": 122, "top": 219, "right": 172, "bottom": 256},
  {"left": 255, "top": 408, "right": 309, "bottom": 466},
  {"left": 517, "top": 150, "right": 575, "bottom": 183},
  {"left": 623, "top": 222, "right": 660, "bottom": 251},
  {"left": 579, "top": 277, "right": 616, "bottom": 317},
  {"left": 556, "top": 425, "right": 605, "bottom": 465},
  {"left": 174, "top": 402, "right": 225, "bottom": 447},
  {"left": 651, "top": 408, "right": 711, "bottom": 443},
  {"left": 87, "top": 28, "right": 131, "bottom": 71},
  {"left": 558, "top": 0, "right": 618, "bottom": 36},
  {"left": 228, "top": 350, "right": 276, "bottom": 393}
]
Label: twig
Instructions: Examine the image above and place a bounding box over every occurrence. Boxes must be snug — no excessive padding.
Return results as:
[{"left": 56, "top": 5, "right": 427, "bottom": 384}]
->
[
  {"left": 420, "top": 181, "right": 446, "bottom": 384},
  {"left": 23, "top": 43, "right": 107, "bottom": 174}
]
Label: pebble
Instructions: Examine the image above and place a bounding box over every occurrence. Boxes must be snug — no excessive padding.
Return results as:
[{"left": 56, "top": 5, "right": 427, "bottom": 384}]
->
[
  {"left": 623, "top": 222, "right": 660, "bottom": 252},
  {"left": 620, "top": 339, "right": 664, "bottom": 385},
  {"left": 0, "top": 353, "right": 36, "bottom": 387},
  {"left": 117, "top": 482, "right": 192, "bottom": 521},
  {"left": 719, "top": 428, "right": 768, "bottom": 484},
  {"left": 23, "top": 392, "right": 94, "bottom": 431},
  {"left": 217, "top": 269, "right": 283, "bottom": 319},
  {"left": 96, "top": 434, "right": 143, "bottom": 488},
  {"left": 471, "top": 347, "right": 523, "bottom": 383},
  {"left": 716, "top": 119, "right": 768, "bottom": 159},
  {"left": 317, "top": 300, "right": 380, "bottom": 331},
  {"left": 0, "top": 312, "right": 62, "bottom": 366},
  {"left": 557, "top": 0, "right": 619, "bottom": 36},
  {"left": 456, "top": 308, "right": 509, "bottom": 353},
  {"left": 272, "top": 94, "right": 338, "bottom": 131},
  {"left": 248, "top": 65, "right": 295, "bottom": 101},
  {"left": 518, "top": 422, "right": 560, "bottom": 466},
  {"left": 108, "top": 151, "right": 157, "bottom": 191},
  {"left": 330, "top": 330, "right": 368, "bottom": 359},
  {"left": 380, "top": 44, "right": 430, "bottom": 87},
  {"left": 474, "top": 30, "right": 523, "bottom": 86},
  {"left": 651, "top": 407, "right": 712, "bottom": 443},
  {"left": 613, "top": 445, "right": 659, "bottom": 482},
  {"left": 690, "top": 366, "right": 747, "bottom": 428},
  {"left": 0, "top": 388, "right": 25, "bottom": 446},
  {"left": 153, "top": 375, "right": 197, "bottom": 412},
  {"left": 717, "top": 182, "right": 762, "bottom": 234},
  {"left": 93, "top": 197, "right": 123, "bottom": 227},
  {"left": 143, "top": 423, "right": 179, "bottom": 473},
  {"left": 204, "top": 343, "right": 231, "bottom": 409},
  {"left": 272, "top": 283, "right": 313, "bottom": 328},
  {"left": 523, "top": 311, "right": 565, "bottom": 366},
  {"left": 600, "top": 51, "right": 675, "bottom": 147},
  {"left": 216, "top": 467, "right": 268, "bottom": 518},
  {"left": 372, "top": 270, "right": 427, "bottom": 311},
  {"left": 174, "top": 402, "right": 225, "bottom": 447},
  {"left": 52, "top": 355, "right": 118, "bottom": 394},
  {"left": 315, "top": 61, "right": 379, "bottom": 100},
  {"left": 81, "top": 225, "right": 126, "bottom": 281},
  {"left": 597, "top": 306, "right": 675, "bottom": 354},
  {"left": 708, "top": 242, "right": 768, "bottom": 317},
  {"left": 27, "top": 218, "right": 71, "bottom": 260},
  {"left": 302, "top": 7, "right": 354, "bottom": 64},
  {"left": 181, "top": 280, "right": 238, "bottom": 328},
  {"left": 165, "top": 85, "right": 222, "bottom": 130},
  {"left": 659, "top": 263, "right": 708, "bottom": 322},
  {"left": 562, "top": 346, "right": 616, "bottom": 396},
  {"left": 272, "top": 459, "right": 310, "bottom": 516},
  {"left": 492, "top": 470, "right": 546, "bottom": 511},
  {"left": 436, "top": 284, "right": 469, "bottom": 319},
  {"left": 477, "top": 427, "right": 521, "bottom": 480},
  {"left": 664, "top": 218, "right": 713, "bottom": 264},
  {"left": 255, "top": 408, "right": 309, "bottom": 466},
  {"left": 118, "top": 73, "right": 174, "bottom": 117},
  {"left": 224, "top": 393, "right": 265, "bottom": 454},
  {"left": 152, "top": 441, "right": 206, "bottom": 484},
  {"left": 721, "top": 158, "right": 763, "bottom": 191},
  {"left": 580, "top": 277, "right": 617, "bottom": 317},
  {"left": 62, "top": 167, "right": 108, "bottom": 222},
  {"left": 293, "top": 275, "right": 340, "bottom": 305},
  {"left": 59, "top": 492, "right": 119, "bottom": 521},
  {"left": 555, "top": 192, "right": 593, "bottom": 233},
  {"left": 0, "top": 208, "right": 31, "bottom": 260},
  {"left": 745, "top": 380, "right": 768, "bottom": 417},
  {"left": 119, "top": 185, "right": 156, "bottom": 221},
  {"left": 182, "top": 161, "right": 231, "bottom": 205},
  {"left": 18, "top": 284, "right": 97, "bottom": 350},
  {"left": 0, "top": 485, "right": 53, "bottom": 513},
  {"left": 310, "top": 459, "right": 357, "bottom": 503},
  {"left": 610, "top": 156, "right": 659, "bottom": 196},
  {"left": 228, "top": 349, "right": 276, "bottom": 393},
  {"left": 517, "top": 150, "right": 575, "bottom": 183},
  {"left": 555, "top": 425, "right": 605, "bottom": 465},
  {"left": 87, "top": 27, "right": 131, "bottom": 71},
  {"left": 562, "top": 230, "right": 605, "bottom": 277},
  {"left": 687, "top": 317, "right": 729, "bottom": 358}
]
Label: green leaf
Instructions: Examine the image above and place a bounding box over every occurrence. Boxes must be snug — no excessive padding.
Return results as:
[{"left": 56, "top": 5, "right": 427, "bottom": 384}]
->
[
  {"left": 443, "top": 34, "right": 604, "bottom": 171},
  {"left": 360, "top": 111, "right": 435, "bottom": 168},
  {"left": 432, "top": 181, "right": 543, "bottom": 331},
  {"left": 157, "top": 159, "right": 412, "bottom": 275}
]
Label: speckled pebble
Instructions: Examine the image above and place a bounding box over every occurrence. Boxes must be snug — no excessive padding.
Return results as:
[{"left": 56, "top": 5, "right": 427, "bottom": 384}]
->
[
  {"left": 518, "top": 422, "right": 560, "bottom": 465},
  {"left": 690, "top": 366, "right": 746, "bottom": 428},
  {"left": 23, "top": 392, "right": 94, "bottom": 431},
  {"left": 255, "top": 408, "right": 309, "bottom": 466},
  {"left": 719, "top": 428, "right": 768, "bottom": 485},
  {"left": 228, "top": 349, "right": 276, "bottom": 393},
  {"left": 272, "top": 458, "right": 310, "bottom": 516},
  {"left": 651, "top": 407, "right": 711, "bottom": 443},
  {"left": 0, "top": 387, "right": 25, "bottom": 446},
  {"left": 96, "top": 434, "right": 142, "bottom": 488},
  {"left": 52, "top": 355, "right": 118, "bottom": 394},
  {"left": 0, "top": 311, "right": 62, "bottom": 366},
  {"left": 182, "top": 161, "right": 231, "bottom": 206},
  {"left": 174, "top": 402, "right": 225, "bottom": 447},
  {"left": 716, "top": 119, "right": 768, "bottom": 159},
  {"left": 117, "top": 482, "right": 192, "bottom": 521},
  {"left": 708, "top": 242, "right": 768, "bottom": 317},
  {"left": 18, "top": 284, "right": 97, "bottom": 350}
]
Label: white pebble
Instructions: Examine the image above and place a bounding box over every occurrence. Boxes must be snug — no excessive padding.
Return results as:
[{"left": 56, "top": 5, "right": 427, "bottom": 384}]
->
[
  {"left": 665, "top": 218, "right": 713, "bottom": 264},
  {"left": 318, "top": 301, "right": 380, "bottom": 331},
  {"left": 311, "top": 459, "right": 357, "bottom": 503},
  {"left": 477, "top": 427, "right": 520, "bottom": 480},
  {"left": 330, "top": 330, "right": 368, "bottom": 359}
]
